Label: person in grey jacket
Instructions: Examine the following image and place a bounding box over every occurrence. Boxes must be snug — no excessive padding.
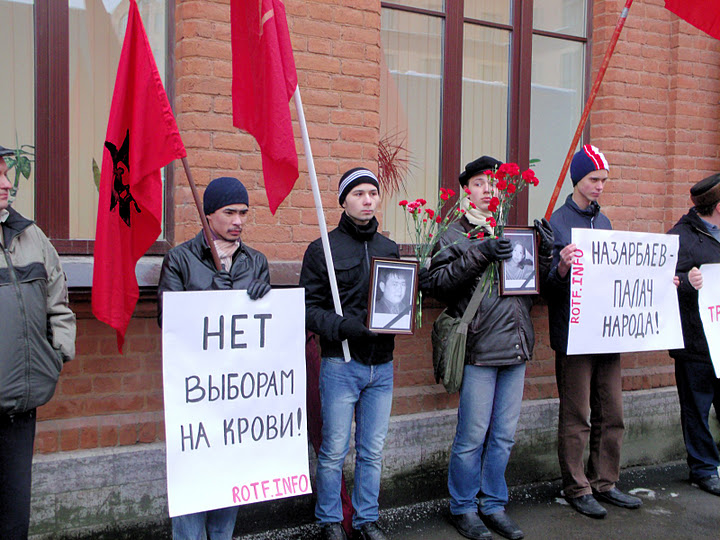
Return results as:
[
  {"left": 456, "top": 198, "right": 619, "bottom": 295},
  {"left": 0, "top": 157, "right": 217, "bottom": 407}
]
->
[
  {"left": 427, "top": 156, "right": 553, "bottom": 540},
  {"left": 543, "top": 145, "right": 642, "bottom": 518},
  {"left": 157, "top": 176, "right": 270, "bottom": 540},
  {"left": 0, "top": 145, "right": 76, "bottom": 540}
]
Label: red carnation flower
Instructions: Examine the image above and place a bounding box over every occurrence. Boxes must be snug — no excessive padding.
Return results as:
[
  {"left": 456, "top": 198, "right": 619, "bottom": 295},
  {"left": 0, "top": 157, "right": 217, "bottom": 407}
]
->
[
  {"left": 496, "top": 180, "right": 507, "bottom": 191},
  {"left": 436, "top": 216, "right": 442, "bottom": 223},
  {"left": 486, "top": 216, "right": 497, "bottom": 227},
  {"left": 399, "top": 200, "right": 408, "bottom": 207},
  {"left": 507, "top": 184, "right": 516, "bottom": 194}
]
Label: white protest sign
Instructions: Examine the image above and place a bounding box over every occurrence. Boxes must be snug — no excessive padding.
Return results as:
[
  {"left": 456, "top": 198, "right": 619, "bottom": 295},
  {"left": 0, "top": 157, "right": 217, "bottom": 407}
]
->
[
  {"left": 698, "top": 263, "right": 720, "bottom": 378},
  {"left": 162, "top": 288, "right": 310, "bottom": 518},
  {"left": 567, "top": 229, "right": 684, "bottom": 355}
]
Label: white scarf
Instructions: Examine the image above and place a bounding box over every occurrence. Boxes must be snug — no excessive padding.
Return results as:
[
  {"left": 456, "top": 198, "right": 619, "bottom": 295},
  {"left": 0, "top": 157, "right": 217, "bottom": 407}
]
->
[
  {"left": 460, "top": 197, "right": 494, "bottom": 235},
  {"left": 213, "top": 238, "right": 240, "bottom": 271}
]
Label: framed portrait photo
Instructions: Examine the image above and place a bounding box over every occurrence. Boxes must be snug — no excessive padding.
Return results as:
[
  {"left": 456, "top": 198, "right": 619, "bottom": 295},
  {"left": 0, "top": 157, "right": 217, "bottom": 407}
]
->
[
  {"left": 500, "top": 227, "right": 540, "bottom": 296},
  {"left": 367, "top": 258, "right": 419, "bottom": 334}
]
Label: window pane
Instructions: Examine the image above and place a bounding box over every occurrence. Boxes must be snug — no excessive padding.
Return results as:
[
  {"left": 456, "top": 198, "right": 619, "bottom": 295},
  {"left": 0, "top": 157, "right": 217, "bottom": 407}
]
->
[
  {"left": 533, "top": 0, "right": 586, "bottom": 37},
  {"left": 460, "top": 24, "right": 510, "bottom": 170},
  {"left": 464, "top": 0, "right": 511, "bottom": 25},
  {"left": 380, "top": 9, "right": 443, "bottom": 244},
  {"left": 68, "top": 0, "right": 167, "bottom": 239},
  {"left": 528, "top": 35, "right": 585, "bottom": 223},
  {"left": 385, "top": 0, "right": 443, "bottom": 13},
  {"left": 0, "top": 0, "right": 35, "bottom": 220}
]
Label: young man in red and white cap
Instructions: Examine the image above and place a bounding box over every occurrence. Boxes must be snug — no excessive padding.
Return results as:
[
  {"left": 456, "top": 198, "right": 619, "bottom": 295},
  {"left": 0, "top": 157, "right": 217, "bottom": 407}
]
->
[{"left": 542, "top": 145, "right": 642, "bottom": 518}]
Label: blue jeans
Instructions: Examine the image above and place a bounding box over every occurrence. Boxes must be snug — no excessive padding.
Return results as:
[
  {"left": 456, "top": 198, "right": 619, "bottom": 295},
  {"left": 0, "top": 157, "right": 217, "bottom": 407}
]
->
[
  {"left": 315, "top": 358, "right": 394, "bottom": 528},
  {"left": 171, "top": 507, "right": 239, "bottom": 540},
  {"left": 448, "top": 363, "right": 526, "bottom": 516}
]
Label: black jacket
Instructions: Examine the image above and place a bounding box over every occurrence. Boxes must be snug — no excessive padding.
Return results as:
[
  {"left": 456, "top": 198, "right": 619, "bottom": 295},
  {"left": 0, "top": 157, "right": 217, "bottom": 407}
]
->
[
  {"left": 543, "top": 195, "right": 613, "bottom": 354},
  {"left": 667, "top": 208, "right": 720, "bottom": 363},
  {"left": 157, "top": 231, "right": 270, "bottom": 325},
  {"left": 299, "top": 213, "right": 399, "bottom": 365},
  {"left": 427, "top": 218, "right": 550, "bottom": 367}
]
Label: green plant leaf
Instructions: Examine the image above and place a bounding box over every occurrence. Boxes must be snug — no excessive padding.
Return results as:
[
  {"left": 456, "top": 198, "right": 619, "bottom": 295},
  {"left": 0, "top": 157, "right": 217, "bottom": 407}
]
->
[
  {"left": 92, "top": 158, "right": 101, "bottom": 191},
  {"left": 18, "top": 156, "right": 31, "bottom": 179}
]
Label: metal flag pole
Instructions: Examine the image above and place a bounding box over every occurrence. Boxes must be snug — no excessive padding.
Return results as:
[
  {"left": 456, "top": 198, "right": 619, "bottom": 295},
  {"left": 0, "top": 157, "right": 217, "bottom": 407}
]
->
[
  {"left": 293, "top": 86, "right": 352, "bottom": 362},
  {"left": 544, "top": 0, "right": 635, "bottom": 220}
]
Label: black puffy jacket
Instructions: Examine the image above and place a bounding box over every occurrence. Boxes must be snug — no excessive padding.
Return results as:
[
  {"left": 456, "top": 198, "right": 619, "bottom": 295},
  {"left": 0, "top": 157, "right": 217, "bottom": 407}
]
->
[
  {"left": 157, "top": 231, "right": 270, "bottom": 325},
  {"left": 428, "top": 217, "right": 550, "bottom": 367},
  {"left": 299, "top": 213, "right": 399, "bottom": 365},
  {"left": 667, "top": 208, "right": 720, "bottom": 363}
]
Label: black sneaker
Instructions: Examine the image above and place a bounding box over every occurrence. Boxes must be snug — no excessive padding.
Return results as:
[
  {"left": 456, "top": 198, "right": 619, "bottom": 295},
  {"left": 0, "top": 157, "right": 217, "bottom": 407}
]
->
[
  {"left": 593, "top": 487, "right": 642, "bottom": 509},
  {"left": 353, "top": 521, "right": 388, "bottom": 540},
  {"left": 694, "top": 475, "right": 720, "bottom": 496},
  {"left": 481, "top": 510, "right": 524, "bottom": 540},
  {"left": 565, "top": 494, "right": 607, "bottom": 519},
  {"left": 452, "top": 512, "right": 492, "bottom": 540},
  {"left": 320, "top": 522, "right": 347, "bottom": 540}
]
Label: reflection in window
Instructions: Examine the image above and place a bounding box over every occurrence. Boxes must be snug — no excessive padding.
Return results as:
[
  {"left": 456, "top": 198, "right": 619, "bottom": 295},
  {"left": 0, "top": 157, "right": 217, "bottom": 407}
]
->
[
  {"left": 461, "top": 24, "right": 510, "bottom": 170},
  {"left": 0, "top": 0, "right": 35, "bottom": 219},
  {"left": 69, "top": 0, "right": 166, "bottom": 239},
  {"left": 380, "top": 9, "right": 442, "bottom": 243},
  {"left": 528, "top": 35, "right": 585, "bottom": 223}
]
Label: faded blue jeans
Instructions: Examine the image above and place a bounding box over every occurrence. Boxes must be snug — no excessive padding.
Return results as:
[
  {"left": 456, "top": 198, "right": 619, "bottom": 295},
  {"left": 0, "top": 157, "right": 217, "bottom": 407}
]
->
[
  {"left": 315, "top": 357, "right": 394, "bottom": 528},
  {"left": 171, "top": 506, "right": 239, "bottom": 540},
  {"left": 448, "top": 363, "right": 526, "bottom": 516}
]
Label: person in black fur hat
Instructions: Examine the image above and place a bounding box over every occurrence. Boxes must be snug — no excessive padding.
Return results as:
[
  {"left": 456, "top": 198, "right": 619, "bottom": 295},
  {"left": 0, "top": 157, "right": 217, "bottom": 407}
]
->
[{"left": 668, "top": 172, "right": 720, "bottom": 497}]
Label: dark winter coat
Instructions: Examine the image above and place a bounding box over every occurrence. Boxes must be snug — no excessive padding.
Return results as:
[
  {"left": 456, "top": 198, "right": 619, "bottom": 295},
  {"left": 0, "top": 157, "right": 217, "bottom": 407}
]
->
[
  {"left": 543, "top": 195, "right": 613, "bottom": 354},
  {"left": 667, "top": 208, "right": 720, "bottom": 364},
  {"left": 157, "top": 231, "right": 270, "bottom": 324},
  {"left": 0, "top": 208, "right": 76, "bottom": 415},
  {"left": 299, "top": 213, "right": 399, "bottom": 365},
  {"left": 428, "top": 217, "right": 550, "bottom": 367}
]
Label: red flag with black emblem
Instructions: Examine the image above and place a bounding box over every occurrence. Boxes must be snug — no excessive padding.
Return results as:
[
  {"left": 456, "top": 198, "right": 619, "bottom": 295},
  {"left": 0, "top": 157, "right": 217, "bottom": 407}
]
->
[
  {"left": 231, "top": 0, "right": 298, "bottom": 214},
  {"left": 92, "top": 0, "right": 186, "bottom": 353},
  {"left": 666, "top": 0, "right": 720, "bottom": 40}
]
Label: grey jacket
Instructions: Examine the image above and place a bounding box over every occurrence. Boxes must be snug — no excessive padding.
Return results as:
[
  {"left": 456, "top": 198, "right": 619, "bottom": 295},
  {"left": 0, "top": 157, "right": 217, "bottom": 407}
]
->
[{"left": 0, "top": 208, "right": 76, "bottom": 415}]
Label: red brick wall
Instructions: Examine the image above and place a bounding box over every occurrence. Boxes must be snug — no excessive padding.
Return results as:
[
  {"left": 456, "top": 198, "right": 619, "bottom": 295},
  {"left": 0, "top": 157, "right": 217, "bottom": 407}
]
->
[{"left": 33, "top": 0, "right": 720, "bottom": 455}]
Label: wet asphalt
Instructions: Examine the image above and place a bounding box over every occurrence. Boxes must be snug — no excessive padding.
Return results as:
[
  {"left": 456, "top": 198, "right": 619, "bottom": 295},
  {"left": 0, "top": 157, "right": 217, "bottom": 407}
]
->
[{"left": 237, "top": 461, "right": 720, "bottom": 540}]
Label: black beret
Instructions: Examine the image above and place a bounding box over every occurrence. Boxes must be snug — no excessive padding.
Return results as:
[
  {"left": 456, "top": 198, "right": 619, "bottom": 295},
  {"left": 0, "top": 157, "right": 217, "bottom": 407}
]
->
[
  {"left": 0, "top": 145, "right": 14, "bottom": 158},
  {"left": 459, "top": 156, "right": 502, "bottom": 186}
]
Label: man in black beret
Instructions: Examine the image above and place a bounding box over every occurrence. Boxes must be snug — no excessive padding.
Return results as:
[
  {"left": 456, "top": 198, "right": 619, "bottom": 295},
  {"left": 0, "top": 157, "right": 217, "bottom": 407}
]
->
[{"left": 668, "top": 172, "right": 720, "bottom": 497}]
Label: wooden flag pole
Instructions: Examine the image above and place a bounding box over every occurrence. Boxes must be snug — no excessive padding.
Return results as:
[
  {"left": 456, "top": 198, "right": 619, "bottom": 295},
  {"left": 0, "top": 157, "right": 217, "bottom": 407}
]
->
[
  {"left": 544, "top": 0, "right": 634, "bottom": 220},
  {"left": 181, "top": 156, "right": 223, "bottom": 271},
  {"left": 293, "top": 86, "right": 352, "bottom": 363}
]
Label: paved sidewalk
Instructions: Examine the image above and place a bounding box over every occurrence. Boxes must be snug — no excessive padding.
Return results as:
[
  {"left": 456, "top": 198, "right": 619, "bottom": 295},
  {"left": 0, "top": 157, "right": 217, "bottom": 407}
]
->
[{"left": 238, "top": 461, "right": 719, "bottom": 540}]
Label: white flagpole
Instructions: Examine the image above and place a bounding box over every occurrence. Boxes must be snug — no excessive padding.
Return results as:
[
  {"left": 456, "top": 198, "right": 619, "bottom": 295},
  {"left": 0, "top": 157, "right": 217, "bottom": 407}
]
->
[{"left": 293, "top": 86, "right": 352, "bottom": 363}]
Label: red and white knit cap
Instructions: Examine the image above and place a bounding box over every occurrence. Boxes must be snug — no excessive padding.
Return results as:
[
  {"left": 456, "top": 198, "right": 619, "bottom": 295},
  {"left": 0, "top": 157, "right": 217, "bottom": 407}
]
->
[{"left": 570, "top": 144, "right": 609, "bottom": 185}]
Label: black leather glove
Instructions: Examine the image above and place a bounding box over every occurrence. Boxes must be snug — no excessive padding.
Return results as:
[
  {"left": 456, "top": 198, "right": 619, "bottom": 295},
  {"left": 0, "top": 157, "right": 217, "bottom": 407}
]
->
[
  {"left": 211, "top": 270, "right": 233, "bottom": 290},
  {"left": 476, "top": 238, "right": 513, "bottom": 262},
  {"left": 338, "top": 318, "right": 376, "bottom": 339},
  {"left": 247, "top": 279, "right": 272, "bottom": 300},
  {"left": 418, "top": 267, "right": 432, "bottom": 293},
  {"left": 534, "top": 218, "right": 554, "bottom": 257}
]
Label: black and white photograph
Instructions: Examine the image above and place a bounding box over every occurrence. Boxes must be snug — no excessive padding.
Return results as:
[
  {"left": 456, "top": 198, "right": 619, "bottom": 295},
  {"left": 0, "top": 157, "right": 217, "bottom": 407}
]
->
[
  {"left": 500, "top": 227, "right": 539, "bottom": 295},
  {"left": 367, "top": 258, "right": 419, "bottom": 334}
]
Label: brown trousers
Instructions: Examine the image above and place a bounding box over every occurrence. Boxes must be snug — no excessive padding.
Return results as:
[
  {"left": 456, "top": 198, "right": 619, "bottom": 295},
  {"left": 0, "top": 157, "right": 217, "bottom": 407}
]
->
[{"left": 555, "top": 352, "right": 624, "bottom": 498}]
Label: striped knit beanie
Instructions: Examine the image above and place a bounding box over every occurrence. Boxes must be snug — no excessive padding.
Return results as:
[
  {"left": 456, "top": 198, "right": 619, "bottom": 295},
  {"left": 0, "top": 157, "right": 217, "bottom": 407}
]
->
[
  {"left": 338, "top": 167, "right": 380, "bottom": 206},
  {"left": 570, "top": 144, "right": 609, "bottom": 185}
]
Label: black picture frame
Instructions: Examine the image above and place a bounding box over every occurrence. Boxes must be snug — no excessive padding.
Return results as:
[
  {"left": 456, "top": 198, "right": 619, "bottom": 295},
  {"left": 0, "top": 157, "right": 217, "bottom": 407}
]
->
[
  {"left": 500, "top": 227, "right": 540, "bottom": 296},
  {"left": 367, "top": 257, "right": 419, "bottom": 334}
]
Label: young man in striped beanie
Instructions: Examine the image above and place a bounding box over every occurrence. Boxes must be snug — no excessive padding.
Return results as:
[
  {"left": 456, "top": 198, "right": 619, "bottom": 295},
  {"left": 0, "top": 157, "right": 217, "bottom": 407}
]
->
[{"left": 542, "top": 145, "right": 642, "bottom": 519}]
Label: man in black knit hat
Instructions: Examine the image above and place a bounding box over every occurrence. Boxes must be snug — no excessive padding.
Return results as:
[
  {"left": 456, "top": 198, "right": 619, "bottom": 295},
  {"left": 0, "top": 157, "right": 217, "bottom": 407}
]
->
[
  {"left": 300, "top": 168, "right": 398, "bottom": 540},
  {"left": 668, "top": 172, "right": 720, "bottom": 497},
  {"left": 157, "top": 176, "right": 271, "bottom": 539}
]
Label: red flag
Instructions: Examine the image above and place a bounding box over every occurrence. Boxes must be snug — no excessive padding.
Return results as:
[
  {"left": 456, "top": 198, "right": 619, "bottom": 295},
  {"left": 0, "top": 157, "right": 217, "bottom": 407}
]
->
[
  {"left": 92, "top": 0, "right": 186, "bottom": 352},
  {"left": 231, "top": 0, "right": 299, "bottom": 214},
  {"left": 666, "top": 0, "right": 720, "bottom": 40}
]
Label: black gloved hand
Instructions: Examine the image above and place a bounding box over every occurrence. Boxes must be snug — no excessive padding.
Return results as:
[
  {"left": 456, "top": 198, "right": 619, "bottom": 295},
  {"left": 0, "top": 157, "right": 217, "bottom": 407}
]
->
[
  {"left": 534, "top": 218, "right": 554, "bottom": 257},
  {"left": 476, "top": 238, "right": 513, "bottom": 262},
  {"left": 247, "top": 279, "right": 272, "bottom": 300},
  {"left": 211, "top": 270, "right": 233, "bottom": 290},
  {"left": 418, "top": 267, "right": 432, "bottom": 293},
  {"left": 338, "top": 318, "right": 376, "bottom": 340}
]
